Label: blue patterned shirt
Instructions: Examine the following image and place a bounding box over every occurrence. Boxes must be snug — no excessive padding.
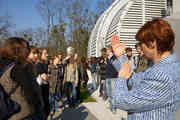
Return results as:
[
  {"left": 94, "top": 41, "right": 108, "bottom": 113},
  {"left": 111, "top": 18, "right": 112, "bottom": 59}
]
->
[{"left": 112, "top": 54, "right": 180, "bottom": 120}]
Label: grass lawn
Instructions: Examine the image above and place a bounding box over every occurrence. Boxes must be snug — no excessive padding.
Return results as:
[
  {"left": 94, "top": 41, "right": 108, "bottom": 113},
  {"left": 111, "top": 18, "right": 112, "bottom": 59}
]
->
[{"left": 79, "top": 88, "right": 96, "bottom": 103}]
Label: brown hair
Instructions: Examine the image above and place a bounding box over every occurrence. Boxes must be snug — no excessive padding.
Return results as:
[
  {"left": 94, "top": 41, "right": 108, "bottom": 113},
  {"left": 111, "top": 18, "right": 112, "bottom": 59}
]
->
[
  {"left": 81, "top": 56, "right": 86, "bottom": 63},
  {"left": 38, "top": 48, "right": 47, "bottom": 64},
  {"left": 0, "top": 37, "right": 29, "bottom": 63},
  {"left": 81, "top": 56, "right": 89, "bottom": 69},
  {"left": 52, "top": 55, "right": 59, "bottom": 61},
  {"left": 90, "top": 57, "right": 96, "bottom": 64},
  {"left": 126, "top": 47, "right": 132, "bottom": 52},
  {"left": 136, "top": 18, "right": 175, "bottom": 54},
  {"left": 106, "top": 45, "right": 113, "bottom": 52},
  {"left": 29, "top": 46, "right": 39, "bottom": 54},
  {"left": 51, "top": 55, "right": 59, "bottom": 65},
  {"left": 73, "top": 53, "right": 80, "bottom": 64},
  {"left": 101, "top": 48, "right": 106, "bottom": 52}
]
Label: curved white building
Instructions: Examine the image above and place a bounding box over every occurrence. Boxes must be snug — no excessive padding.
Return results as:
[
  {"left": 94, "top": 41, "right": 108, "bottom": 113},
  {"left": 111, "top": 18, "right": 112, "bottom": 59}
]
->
[{"left": 88, "top": 0, "right": 167, "bottom": 57}]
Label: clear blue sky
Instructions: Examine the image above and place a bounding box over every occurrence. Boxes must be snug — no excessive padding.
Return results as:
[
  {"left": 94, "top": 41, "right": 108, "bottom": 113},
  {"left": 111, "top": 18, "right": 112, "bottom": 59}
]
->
[
  {"left": 0, "top": 0, "right": 46, "bottom": 31},
  {"left": 0, "top": 0, "right": 98, "bottom": 32}
]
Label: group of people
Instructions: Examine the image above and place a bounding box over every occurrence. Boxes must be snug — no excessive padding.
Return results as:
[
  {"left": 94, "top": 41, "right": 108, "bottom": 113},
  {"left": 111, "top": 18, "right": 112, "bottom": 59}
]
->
[
  {"left": 87, "top": 39, "right": 151, "bottom": 113},
  {"left": 0, "top": 38, "right": 89, "bottom": 119},
  {"left": 0, "top": 18, "right": 180, "bottom": 120}
]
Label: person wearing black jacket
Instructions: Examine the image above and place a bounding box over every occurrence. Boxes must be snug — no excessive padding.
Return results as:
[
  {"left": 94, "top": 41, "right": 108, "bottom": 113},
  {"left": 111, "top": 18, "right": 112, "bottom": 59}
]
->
[
  {"left": 98, "top": 48, "right": 107, "bottom": 98},
  {"left": 36, "top": 48, "right": 50, "bottom": 119},
  {"left": 0, "top": 37, "right": 44, "bottom": 120},
  {"left": 57, "top": 54, "right": 65, "bottom": 99}
]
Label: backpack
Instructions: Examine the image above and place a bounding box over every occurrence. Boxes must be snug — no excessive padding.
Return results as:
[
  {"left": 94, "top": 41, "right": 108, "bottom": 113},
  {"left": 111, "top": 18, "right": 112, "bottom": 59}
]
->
[{"left": 0, "top": 64, "right": 21, "bottom": 120}]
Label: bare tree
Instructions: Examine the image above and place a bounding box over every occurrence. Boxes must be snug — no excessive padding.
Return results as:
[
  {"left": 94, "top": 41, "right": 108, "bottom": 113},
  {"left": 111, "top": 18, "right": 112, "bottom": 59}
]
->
[
  {"left": 33, "top": 27, "right": 47, "bottom": 47},
  {"left": 63, "top": 0, "right": 96, "bottom": 57},
  {"left": 0, "top": 16, "right": 12, "bottom": 42},
  {"left": 35, "top": 0, "right": 113, "bottom": 57},
  {"left": 14, "top": 27, "right": 47, "bottom": 47},
  {"left": 36, "top": 0, "right": 58, "bottom": 42}
]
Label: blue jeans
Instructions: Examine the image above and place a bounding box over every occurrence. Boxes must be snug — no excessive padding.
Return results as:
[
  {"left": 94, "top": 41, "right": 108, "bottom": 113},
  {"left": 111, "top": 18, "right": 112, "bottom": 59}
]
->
[
  {"left": 64, "top": 82, "right": 77, "bottom": 104},
  {"left": 106, "top": 78, "right": 116, "bottom": 111},
  {"left": 105, "top": 79, "right": 111, "bottom": 97},
  {"left": 49, "top": 93, "right": 59, "bottom": 112},
  {"left": 92, "top": 72, "right": 97, "bottom": 89}
]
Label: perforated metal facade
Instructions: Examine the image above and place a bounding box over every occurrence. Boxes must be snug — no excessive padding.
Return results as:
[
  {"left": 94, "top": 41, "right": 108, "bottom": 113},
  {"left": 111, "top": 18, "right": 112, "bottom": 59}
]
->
[{"left": 88, "top": 0, "right": 167, "bottom": 57}]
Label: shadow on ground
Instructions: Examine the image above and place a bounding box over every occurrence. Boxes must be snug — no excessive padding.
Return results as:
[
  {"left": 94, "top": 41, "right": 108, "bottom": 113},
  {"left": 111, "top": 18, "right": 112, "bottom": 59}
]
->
[
  {"left": 52, "top": 105, "right": 98, "bottom": 120},
  {"left": 50, "top": 83, "right": 98, "bottom": 120}
]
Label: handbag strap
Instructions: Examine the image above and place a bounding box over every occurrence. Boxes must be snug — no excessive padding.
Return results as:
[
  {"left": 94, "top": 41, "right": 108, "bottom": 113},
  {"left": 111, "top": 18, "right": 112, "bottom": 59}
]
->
[{"left": 1, "top": 63, "right": 20, "bottom": 97}]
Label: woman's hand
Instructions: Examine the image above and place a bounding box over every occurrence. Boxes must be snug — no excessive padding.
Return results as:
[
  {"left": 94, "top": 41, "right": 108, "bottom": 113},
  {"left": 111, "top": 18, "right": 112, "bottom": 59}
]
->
[
  {"left": 118, "top": 61, "right": 133, "bottom": 80},
  {"left": 111, "top": 35, "right": 126, "bottom": 58}
]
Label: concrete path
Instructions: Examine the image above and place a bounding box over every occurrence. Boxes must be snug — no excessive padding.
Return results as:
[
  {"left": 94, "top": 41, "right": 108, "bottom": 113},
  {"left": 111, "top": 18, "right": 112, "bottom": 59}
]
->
[{"left": 82, "top": 89, "right": 127, "bottom": 120}]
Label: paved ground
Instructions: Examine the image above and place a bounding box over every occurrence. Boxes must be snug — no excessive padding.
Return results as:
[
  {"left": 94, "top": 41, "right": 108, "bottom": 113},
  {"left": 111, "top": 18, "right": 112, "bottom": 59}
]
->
[
  {"left": 47, "top": 97, "right": 98, "bottom": 120},
  {"left": 49, "top": 88, "right": 127, "bottom": 120},
  {"left": 60, "top": 105, "right": 98, "bottom": 120},
  {"left": 48, "top": 69, "right": 180, "bottom": 120},
  {"left": 49, "top": 69, "right": 127, "bottom": 120},
  {"left": 82, "top": 88, "right": 127, "bottom": 120},
  {"left": 49, "top": 104, "right": 98, "bottom": 120}
]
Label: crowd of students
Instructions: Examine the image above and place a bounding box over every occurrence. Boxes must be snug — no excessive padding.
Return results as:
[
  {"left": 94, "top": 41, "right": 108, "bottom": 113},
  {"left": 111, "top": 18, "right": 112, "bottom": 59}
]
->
[{"left": 0, "top": 38, "right": 90, "bottom": 119}]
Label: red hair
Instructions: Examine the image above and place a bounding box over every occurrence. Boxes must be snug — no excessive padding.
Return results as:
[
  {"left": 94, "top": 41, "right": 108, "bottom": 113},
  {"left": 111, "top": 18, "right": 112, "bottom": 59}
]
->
[{"left": 136, "top": 18, "right": 175, "bottom": 54}]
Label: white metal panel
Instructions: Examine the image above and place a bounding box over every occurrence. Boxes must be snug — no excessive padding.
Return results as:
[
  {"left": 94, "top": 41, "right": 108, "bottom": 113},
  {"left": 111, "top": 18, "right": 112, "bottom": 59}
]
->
[{"left": 88, "top": 0, "right": 167, "bottom": 58}]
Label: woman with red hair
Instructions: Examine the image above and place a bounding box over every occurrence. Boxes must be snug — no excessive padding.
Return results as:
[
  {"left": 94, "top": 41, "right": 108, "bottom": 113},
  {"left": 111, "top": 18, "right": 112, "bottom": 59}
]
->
[{"left": 111, "top": 18, "right": 180, "bottom": 120}]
